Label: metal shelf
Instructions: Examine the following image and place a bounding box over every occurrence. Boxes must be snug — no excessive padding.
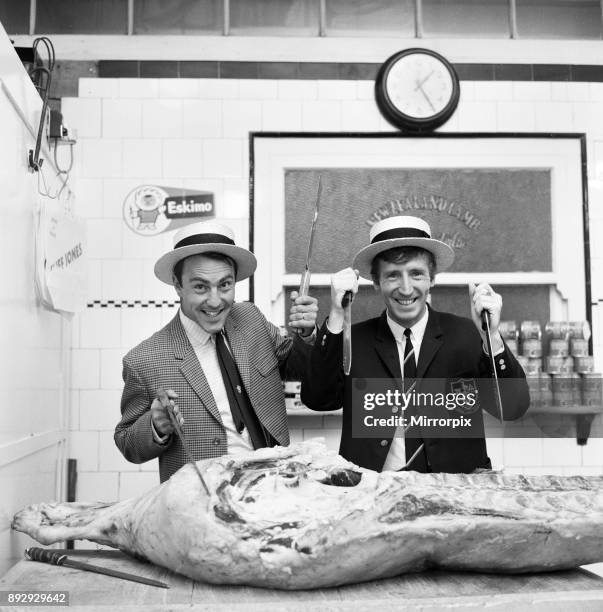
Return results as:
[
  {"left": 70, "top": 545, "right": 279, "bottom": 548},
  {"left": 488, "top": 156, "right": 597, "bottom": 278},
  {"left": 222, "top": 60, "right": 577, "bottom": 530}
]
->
[{"left": 528, "top": 405, "right": 603, "bottom": 415}]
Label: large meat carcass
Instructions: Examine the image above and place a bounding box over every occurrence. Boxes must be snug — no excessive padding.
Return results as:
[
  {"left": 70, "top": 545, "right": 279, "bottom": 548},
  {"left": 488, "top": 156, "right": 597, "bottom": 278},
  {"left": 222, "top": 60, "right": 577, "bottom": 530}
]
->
[{"left": 12, "top": 439, "right": 603, "bottom": 590}]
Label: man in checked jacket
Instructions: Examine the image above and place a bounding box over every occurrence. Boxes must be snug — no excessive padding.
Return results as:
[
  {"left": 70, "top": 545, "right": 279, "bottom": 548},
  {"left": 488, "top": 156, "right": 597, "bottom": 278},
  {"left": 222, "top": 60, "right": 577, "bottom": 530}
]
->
[{"left": 115, "top": 220, "right": 317, "bottom": 482}]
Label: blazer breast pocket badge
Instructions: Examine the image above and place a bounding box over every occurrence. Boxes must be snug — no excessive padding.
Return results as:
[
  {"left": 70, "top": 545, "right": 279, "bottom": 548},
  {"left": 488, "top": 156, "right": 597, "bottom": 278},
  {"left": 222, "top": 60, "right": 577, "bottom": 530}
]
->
[{"left": 447, "top": 377, "right": 481, "bottom": 416}]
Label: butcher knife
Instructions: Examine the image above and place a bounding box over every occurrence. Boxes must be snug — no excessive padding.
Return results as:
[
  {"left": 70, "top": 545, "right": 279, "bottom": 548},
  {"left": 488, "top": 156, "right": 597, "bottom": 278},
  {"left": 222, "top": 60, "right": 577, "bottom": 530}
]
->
[
  {"left": 481, "top": 309, "right": 504, "bottom": 425},
  {"left": 341, "top": 290, "right": 353, "bottom": 376},
  {"left": 296, "top": 175, "right": 322, "bottom": 334},
  {"left": 167, "top": 405, "right": 211, "bottom": 495},
  {"left": 25, "top": 547, "right": 169, "bottom": 589},
  {"left": 401, "top": 442, "right": 425, "bottom": 470}
]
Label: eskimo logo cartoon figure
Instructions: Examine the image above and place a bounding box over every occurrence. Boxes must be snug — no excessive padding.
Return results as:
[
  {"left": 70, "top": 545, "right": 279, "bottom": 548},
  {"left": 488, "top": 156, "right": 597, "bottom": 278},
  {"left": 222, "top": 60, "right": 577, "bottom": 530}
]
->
[{"left": 124, "top": 186, "right": 170, "bottom": 235}]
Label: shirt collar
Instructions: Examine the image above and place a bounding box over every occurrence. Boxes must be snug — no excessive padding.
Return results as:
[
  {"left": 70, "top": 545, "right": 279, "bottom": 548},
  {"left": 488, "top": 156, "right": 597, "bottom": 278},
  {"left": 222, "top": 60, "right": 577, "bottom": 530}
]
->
[
  {"left": 386, "top": 306, "right": 429, "bottom": 346},
  {"left": 179, "top": 308, "right": 214, "bottom": 346}
]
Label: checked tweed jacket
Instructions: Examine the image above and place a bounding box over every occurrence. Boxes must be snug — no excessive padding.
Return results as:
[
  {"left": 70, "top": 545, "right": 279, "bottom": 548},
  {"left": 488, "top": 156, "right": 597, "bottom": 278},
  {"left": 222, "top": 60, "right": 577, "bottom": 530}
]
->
[{"left": 115, "top": 302, "right": 310, "bottom": 482}]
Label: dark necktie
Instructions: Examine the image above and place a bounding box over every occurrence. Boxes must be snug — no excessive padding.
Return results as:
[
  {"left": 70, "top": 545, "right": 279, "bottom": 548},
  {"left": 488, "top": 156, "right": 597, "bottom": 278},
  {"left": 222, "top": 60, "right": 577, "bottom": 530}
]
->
[
  {"left": 403, "top": 327, "right": 416, "bottom": 388},
  {"left": 214, "top": 331, "right": 270, "bottom": 450},
  {"left": 402, "top": 327, "right": 427, "bottom": 469}
]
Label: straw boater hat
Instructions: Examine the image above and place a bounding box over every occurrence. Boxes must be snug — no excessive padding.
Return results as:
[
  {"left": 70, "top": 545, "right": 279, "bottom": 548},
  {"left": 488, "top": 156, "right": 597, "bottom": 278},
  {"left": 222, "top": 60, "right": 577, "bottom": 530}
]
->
[
  {"left": 352, "top": 215, "right": 455, "bottom": 280},
  {"left": 154, "top": 220, "right": 257, "bottom": 285}
]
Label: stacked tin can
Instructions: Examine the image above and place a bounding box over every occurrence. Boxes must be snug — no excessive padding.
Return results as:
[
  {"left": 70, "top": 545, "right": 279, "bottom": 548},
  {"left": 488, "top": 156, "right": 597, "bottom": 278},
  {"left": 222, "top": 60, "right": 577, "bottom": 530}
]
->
[
  {"left": 543, "top": 320, "right": 600, "bottom": 408},
  {"left": 545, "top": 321, "right": 572, "bottom": 375},
  {"left": 519, "top": 321, "right": 543, "bottom": 373},
  {"left": 513, "top": 321, "right": 548, "bottom": 408},
  {"left": 504, "top": 318, "right": 600, "bottom": 409},
  {"left": 583, "top": 372, "right": 603, "bottom": 408},
  {"left": 499, "top": 320, "right": 519, "bottom": 356}
]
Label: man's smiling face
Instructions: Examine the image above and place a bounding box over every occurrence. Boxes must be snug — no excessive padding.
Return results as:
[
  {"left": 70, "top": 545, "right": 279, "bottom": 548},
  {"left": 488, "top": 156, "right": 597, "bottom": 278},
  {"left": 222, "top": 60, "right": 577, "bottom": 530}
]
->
[
  {"left": 174, "top": 254, "right": 235, "bottom": 334},
  {"left": 374, "top": 251, "right": 435, "bottom": 328}
]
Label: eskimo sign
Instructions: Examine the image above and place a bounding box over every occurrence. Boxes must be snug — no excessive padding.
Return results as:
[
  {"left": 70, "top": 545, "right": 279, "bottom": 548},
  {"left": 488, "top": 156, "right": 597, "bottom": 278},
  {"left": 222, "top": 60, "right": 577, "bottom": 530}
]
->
[
  {"left": 123, "top": 184, "right": 215, "bottom": 236},
  {"left": 48, "top": 242, "right": 83, "bottom": 272},
  {"left": 164, "top": 197, "right": 213, "bottom": 218}
]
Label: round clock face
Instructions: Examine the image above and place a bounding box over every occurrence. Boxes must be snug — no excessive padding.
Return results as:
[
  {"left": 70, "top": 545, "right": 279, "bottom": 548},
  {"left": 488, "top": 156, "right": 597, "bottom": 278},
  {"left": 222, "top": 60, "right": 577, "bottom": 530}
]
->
[
  {"left": 386, "top": 53, "right": 455, "bottom": 119},
  {"left": 375, "top": 48, "right": 460, "bottom": 132}
]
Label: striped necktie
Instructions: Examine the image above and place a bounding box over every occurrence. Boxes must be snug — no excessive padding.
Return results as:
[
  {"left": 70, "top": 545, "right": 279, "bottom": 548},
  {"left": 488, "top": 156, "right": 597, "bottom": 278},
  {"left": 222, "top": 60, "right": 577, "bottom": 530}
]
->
[
  {"left": 403, "top": 328, "right": 416, "bottom": 389},
  {"left": 403, "top": 327, "right": 427, "bottom": 469}
]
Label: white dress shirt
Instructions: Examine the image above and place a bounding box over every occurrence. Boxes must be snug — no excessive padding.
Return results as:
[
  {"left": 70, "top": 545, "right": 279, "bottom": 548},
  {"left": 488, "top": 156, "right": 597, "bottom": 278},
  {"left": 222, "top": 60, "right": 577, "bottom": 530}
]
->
[
  {"left": 177, "top": 309, "right": 253, "bottom": 454},
  {"left": 382, "top": 307, "right": 430, "bottom": 471}
]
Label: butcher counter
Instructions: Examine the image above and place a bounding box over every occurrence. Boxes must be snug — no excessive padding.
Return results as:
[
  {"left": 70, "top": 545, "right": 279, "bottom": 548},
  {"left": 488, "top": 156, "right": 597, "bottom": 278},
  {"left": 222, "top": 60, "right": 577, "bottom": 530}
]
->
[{"left": 2, "top": 550, "right": 603, "bottom": 611}]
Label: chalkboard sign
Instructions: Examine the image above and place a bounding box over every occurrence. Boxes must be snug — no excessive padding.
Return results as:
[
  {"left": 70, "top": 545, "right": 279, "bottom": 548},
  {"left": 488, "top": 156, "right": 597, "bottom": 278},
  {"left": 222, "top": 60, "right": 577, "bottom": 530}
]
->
[{"left": 285, "top": 168, "right": 552, "bottom": 275}]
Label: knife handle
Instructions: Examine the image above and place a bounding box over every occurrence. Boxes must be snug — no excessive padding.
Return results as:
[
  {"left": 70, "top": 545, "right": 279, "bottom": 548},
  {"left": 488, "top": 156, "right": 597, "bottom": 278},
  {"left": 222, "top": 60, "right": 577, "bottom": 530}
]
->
[
  {"left": 341, "top": 290, "right": 353, "bottom": 308},
  {"left": 299, "top": 268, "right": 311, "bottom": 298},
  {"left": 295, "top": 269, "right": 312, "bottom": 336},
  {"left": 166, "top": 403, "right": 182, "bottom": 436},
  {"left": 25, "top": 547, "right": 67, "bottom": 566},
  {"left": 480, "top": 308, "right": 490, "bottom": 332}
]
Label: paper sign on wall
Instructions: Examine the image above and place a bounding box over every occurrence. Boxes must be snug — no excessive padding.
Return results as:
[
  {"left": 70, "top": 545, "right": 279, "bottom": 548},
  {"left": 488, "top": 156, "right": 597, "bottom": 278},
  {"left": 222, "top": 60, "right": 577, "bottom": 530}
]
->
[{"left": 35, "top": 199, "right": 87, "bottom": 314}]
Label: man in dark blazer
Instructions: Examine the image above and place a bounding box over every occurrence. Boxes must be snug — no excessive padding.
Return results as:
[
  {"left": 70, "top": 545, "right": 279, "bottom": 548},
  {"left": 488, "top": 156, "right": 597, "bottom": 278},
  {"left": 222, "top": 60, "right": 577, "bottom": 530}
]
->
[
  {"left": 115, "top": 220, "right": 317, "bottom": 482},
  {"left": 301, "top": 215, "right": 529, "bottom": 474}
]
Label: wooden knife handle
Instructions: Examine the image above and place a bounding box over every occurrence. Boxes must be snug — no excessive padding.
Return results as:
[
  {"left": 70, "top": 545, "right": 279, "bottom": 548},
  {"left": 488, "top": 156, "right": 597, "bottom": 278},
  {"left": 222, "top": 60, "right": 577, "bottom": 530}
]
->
[
  {"left": 341, "top": 291, "right": 353, "bottom": 308},
  {"left": 25, "top": 547, "right": 67, "bottom": 566}
]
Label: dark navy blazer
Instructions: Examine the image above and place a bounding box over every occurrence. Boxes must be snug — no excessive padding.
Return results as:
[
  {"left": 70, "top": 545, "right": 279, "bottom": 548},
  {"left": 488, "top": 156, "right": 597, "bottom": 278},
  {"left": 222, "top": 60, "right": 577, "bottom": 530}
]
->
[{"left": 301, "top": 306, "right": 530, "bottom": 473}]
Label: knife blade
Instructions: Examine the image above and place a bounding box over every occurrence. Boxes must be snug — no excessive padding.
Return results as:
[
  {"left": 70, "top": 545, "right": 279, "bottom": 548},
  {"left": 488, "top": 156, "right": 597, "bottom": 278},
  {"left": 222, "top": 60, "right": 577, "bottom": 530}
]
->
[
  {"left": 167, "top": 405, "right": 211, "bottom": 495},
  {"left": 25, "top": 547, "right": 169, "bottom": 589},
  {"left": 481, "top": 309, "right": 504, "bottom": 425},
  {"left": 297, "top": 176, "right": 322, "bottom": 334},
  {"left": 342, "top": 290, "right": 353, "bottom": 376},
  {"left": 400, "top": 442, "right": 425, "bottom": 471}
]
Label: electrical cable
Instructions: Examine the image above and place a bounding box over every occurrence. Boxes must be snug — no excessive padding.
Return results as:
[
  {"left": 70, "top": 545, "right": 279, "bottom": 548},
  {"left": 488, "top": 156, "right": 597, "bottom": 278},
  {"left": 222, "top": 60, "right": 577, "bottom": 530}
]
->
[
  {"left": 32, "top": 37, "right": 55, "bottom": 72},
  {"left": 37, "top": 163, "right": 57, "bottom": 199},
  {"left": 28, "top": 66, "right": 51, "bottom": 171},
  {"left": 28, "top": 37, "right": 74, "bottom": 202},
  {"left": 53, "top": 139, "right": 74, "bottom": 175},
  {"left": 28, "top": 37, "right": 56, "bottom": 172},
  {"left": 55, "top": 169, "right": 72, "bottom": 201}
]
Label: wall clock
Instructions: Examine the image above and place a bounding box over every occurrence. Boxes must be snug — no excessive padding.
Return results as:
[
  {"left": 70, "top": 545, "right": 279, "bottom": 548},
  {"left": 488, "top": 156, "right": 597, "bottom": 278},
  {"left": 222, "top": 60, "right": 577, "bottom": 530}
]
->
[{"left": 375, "top": 48, "right": 460, "bottom": 132}]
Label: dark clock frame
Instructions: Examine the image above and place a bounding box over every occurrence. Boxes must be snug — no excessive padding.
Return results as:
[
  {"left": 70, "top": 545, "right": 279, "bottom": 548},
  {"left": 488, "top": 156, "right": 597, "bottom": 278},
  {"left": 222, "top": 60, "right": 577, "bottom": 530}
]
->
[{"left": 375, "top": 48, "right": 461, "bottom": 133}]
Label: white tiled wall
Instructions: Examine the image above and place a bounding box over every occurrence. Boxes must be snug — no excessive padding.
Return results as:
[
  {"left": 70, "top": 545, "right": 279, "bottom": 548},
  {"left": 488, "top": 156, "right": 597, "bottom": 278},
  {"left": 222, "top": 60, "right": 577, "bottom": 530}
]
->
[
  {"left": 0, "top": 25, "right": 70, "bottom": 575},
  {"left": 63, "top": 68, "right": 603, "bottom": 502}
]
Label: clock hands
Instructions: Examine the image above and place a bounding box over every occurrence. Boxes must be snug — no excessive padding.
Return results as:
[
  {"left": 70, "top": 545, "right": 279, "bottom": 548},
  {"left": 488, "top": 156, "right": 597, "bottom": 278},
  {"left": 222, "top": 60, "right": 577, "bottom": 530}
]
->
[
  {"left": 414, "top": 70, "right": 435, "bottom": 91},
  {"left": 415, "top": 81, "right": 436, "bottom": 113},
  {"left": 413, "top": 70, "right": 437, "bottom": 112}
]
